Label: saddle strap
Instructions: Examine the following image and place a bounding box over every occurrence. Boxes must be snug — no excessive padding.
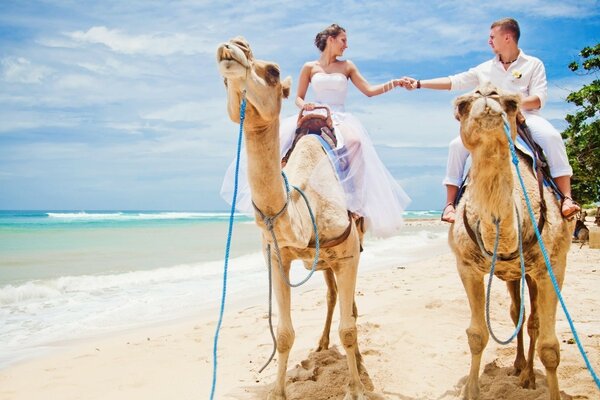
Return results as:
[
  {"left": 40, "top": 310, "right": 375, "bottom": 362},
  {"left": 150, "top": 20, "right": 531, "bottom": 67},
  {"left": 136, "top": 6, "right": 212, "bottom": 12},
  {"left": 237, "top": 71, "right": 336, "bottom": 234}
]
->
[
  {"left": 308, "top": 211, "right": 353, "bottom": 249},
  {"left": 462, "top": 205, "right": 545, "bottom": 261}
]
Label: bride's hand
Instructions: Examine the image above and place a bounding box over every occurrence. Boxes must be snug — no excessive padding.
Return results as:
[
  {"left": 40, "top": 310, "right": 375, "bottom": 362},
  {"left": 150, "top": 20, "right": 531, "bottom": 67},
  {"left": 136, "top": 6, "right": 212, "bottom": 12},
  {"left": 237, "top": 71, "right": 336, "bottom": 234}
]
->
[{"left": 302, "top": 103, "right": 316, "bottom": 111}]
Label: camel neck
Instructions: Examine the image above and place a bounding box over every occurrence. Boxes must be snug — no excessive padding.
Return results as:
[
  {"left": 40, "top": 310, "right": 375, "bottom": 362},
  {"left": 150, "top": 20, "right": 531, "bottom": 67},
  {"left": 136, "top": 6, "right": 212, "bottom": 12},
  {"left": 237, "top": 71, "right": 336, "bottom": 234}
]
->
[
  {"left": 469, "top": 153, "right": 519, "bottom": 253},
  {"left": 244, "top": 120, "right": 287, "bottom": 215}
]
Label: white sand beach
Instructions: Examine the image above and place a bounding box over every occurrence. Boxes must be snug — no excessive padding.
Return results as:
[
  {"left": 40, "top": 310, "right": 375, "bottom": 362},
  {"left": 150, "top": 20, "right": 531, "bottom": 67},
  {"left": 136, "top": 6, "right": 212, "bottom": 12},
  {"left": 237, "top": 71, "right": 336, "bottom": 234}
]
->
[{"left": 0, "top": 220, "right": 599, "bottom": 400}]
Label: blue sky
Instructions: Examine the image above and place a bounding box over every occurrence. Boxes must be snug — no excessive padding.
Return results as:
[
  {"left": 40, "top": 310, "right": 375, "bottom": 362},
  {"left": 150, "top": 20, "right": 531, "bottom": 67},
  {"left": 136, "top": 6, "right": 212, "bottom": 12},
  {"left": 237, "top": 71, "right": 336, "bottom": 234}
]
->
[{"left": 0, "top": 1, "right": 598, "bottom": 211}]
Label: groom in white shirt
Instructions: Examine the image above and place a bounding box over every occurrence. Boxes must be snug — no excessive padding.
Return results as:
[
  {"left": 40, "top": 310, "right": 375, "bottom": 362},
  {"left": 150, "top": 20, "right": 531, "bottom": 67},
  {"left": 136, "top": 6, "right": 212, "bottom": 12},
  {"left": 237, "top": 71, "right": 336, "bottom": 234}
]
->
[{"left": 403, "top": 17, "right": 579, "bottom": 223}]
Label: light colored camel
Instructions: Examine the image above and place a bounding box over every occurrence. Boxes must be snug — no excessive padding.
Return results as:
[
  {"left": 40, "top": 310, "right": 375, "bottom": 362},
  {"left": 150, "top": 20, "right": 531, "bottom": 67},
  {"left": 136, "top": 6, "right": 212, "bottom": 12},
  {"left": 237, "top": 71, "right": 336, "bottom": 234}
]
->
[
  {"left": 450, "top": 83, "right": 573, "bottom": 400},
  {"left": 216, "top": 37, "right": 365, "bottom": 399}
]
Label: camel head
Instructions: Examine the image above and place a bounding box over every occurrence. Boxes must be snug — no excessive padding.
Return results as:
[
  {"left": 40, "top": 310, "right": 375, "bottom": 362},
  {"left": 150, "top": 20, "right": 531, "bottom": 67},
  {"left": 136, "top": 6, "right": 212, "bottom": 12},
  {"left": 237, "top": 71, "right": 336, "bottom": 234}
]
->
[
  {"left": 454, "top": 83, "right": 521, "bottom": 154},
  {"left": 216, "top": 36, "right": 291, "bottom": 126}
]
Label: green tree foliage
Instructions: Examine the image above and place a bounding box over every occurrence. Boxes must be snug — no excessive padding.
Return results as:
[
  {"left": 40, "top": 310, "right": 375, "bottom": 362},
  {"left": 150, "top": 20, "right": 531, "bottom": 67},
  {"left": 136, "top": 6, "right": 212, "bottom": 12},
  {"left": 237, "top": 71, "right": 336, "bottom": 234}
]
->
[{"left": 562, "top": 43, "right": 600, "bottom": 205}]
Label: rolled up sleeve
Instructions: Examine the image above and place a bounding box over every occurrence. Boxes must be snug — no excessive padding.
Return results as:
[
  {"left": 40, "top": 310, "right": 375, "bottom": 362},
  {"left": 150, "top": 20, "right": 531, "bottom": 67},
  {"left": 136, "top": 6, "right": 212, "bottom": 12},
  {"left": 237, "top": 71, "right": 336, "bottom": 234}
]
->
[
  {"left": 528, "top": 61, "right": 548, "bottom": 108},
  {"left": 449, "top": 67, "right": 480, "bottom": 91}
]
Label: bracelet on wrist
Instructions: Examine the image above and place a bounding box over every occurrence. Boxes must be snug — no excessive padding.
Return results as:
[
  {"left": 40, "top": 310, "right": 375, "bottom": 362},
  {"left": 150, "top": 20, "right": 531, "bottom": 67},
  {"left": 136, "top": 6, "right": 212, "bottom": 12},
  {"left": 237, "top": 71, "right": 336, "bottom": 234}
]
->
[{"left": 417, "top": 80, "right": 421, "bottom": 89}]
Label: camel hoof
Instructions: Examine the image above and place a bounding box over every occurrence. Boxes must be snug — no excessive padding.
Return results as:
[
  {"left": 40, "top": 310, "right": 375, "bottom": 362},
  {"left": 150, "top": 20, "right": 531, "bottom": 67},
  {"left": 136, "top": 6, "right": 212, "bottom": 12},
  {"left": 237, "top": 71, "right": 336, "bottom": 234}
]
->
[
  {"left": 316, "top": 339, "right": 329, "bottom": 352},
  {"left": 267, "top": 390, "right": 286, "bottom": 400},
  {"left": 519, "top": 370, "right": 536, "bottom": 389},
  {"left": 462, "top": 378, "right": 479, "bottom": 400},
  {"left": 343, "top": 392, "right": 366, "bottom": 400}
]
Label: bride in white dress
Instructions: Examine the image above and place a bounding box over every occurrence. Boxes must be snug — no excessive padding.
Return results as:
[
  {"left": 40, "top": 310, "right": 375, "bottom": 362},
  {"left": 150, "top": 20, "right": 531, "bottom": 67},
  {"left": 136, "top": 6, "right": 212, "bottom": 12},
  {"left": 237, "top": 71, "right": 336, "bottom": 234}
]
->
[{"left": 222, "top": 23, "right": 411, "bottom": 238}]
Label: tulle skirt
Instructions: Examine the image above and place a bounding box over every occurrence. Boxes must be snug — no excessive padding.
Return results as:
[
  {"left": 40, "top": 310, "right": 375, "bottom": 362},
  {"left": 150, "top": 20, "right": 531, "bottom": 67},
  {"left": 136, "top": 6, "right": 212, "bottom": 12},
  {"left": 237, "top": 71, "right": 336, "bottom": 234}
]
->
[{"left": 221, "top": 111, "right": 411, "bottom": 238}]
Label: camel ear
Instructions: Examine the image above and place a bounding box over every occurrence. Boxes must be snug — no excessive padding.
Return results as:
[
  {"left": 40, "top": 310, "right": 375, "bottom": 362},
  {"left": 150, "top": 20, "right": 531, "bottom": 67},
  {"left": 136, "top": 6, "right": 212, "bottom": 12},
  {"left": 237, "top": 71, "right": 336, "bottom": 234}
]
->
[
  {"left": 281, "top": 76, "right": 292, "bottom": 99},
  {"left": 453, "top": 96, "right": 471, "bottom": 121}
]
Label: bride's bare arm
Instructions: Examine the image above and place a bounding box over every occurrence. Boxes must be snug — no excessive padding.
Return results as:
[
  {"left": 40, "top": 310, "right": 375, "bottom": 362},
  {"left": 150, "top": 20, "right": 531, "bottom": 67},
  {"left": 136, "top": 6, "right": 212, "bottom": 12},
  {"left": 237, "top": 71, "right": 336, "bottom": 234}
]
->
[
  {"left": 347, "top": 60, "right": 402, "bottom": 97},
  {"left": 295, "top": 63, "right": 315, "bottom": 110}
]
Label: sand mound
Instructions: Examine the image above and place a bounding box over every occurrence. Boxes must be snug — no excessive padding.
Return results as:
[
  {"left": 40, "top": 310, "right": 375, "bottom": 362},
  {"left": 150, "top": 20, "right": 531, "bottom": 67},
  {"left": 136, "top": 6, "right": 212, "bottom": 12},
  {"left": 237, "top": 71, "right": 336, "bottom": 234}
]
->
[{"left": 463, "top": 359, "right": 576, "bottom": 400}]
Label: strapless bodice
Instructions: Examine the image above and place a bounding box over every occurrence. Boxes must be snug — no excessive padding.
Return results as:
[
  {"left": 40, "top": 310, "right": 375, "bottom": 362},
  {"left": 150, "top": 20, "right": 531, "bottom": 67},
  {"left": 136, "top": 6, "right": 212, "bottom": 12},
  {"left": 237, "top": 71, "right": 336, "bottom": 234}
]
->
[{"left": 311, "top": 72, "right": 348, "bottom": 112}]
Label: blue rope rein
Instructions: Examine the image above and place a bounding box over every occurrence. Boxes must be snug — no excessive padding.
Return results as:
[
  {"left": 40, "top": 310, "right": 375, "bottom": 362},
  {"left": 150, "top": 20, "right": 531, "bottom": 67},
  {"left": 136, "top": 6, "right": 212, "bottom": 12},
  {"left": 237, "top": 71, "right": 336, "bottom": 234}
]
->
[
  {"left": 485, "top": 215, "right": 526, "bottom": 345},
  {"left": 502, "top": 116, "right": 600, "bottom": 389},
  {"left": 210, "top": 91, "right": 247, "bottom": 400},
  {"left": 257, "top": 171, "right": 321, "bottom": 372}
]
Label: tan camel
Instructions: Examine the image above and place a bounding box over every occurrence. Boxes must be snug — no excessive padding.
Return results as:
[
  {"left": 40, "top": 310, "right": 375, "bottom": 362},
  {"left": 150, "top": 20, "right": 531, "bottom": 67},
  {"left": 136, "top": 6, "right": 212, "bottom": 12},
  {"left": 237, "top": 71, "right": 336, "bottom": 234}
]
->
[
  {"left": 216, "top": 37, "right": 366, "bottom": 399},
  {"left": 450, "top": 83, "right": 573, "bottom": 400}
]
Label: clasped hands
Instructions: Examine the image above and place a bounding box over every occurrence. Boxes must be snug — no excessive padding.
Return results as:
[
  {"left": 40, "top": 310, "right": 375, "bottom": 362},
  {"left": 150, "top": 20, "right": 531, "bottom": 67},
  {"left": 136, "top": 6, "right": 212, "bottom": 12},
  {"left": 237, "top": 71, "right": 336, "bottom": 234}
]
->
[{"left": 390, "top": 77, "right": 420, "bottom": 90}]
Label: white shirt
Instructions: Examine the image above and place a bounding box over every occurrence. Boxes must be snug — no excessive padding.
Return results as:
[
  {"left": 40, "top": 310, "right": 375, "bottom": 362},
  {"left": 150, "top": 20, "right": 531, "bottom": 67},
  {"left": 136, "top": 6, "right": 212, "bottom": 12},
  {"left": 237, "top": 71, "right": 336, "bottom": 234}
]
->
[{"left": 449, "top": 50, "right": 547, "bottom": 115}]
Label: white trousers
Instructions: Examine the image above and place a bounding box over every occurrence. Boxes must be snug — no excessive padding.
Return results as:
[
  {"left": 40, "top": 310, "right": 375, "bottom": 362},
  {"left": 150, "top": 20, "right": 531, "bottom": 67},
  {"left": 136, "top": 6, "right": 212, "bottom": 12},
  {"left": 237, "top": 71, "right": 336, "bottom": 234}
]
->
[{"left": 443, "top": 113, "right": 573, "bottom": 186}]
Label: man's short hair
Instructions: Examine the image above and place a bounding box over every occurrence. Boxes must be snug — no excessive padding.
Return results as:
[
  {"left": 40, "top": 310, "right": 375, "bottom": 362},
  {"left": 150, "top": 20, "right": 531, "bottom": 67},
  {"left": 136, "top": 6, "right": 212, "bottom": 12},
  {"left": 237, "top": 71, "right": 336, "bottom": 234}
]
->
[{"left": 491, "top": 18, "right": 520, "bottom": 43}]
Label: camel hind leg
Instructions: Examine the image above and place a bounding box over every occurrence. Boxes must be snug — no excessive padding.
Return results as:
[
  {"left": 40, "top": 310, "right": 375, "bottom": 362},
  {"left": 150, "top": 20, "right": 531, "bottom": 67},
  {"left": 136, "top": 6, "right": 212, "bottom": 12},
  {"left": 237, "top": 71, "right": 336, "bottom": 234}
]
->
[
  {"left": 333, "top": 259, "right": 365, "bottom": 399},
  {"left": 318, "top": 269, "right": 363, "bottom": 370},
  {"left": 317, "top": 269, "right": 337, "bottom": 351},
  {"left": 519, "top": 275, "right": 539, "bottom": 389},
  {"left": 507, "top": 280, "right": 526, "bottom": 375}
]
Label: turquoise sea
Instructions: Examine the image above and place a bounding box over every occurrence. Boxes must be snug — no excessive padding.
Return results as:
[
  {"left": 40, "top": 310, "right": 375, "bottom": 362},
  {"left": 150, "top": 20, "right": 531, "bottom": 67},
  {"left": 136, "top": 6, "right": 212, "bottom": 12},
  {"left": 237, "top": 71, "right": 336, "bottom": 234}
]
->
[{"left": 0, "top": 210, "right": 446, "bottom": 368}]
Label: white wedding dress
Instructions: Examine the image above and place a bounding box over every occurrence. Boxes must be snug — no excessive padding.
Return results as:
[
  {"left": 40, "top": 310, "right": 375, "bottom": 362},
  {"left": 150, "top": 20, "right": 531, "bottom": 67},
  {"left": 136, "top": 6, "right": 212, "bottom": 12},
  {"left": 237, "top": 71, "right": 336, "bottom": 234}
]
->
[{"left": 221, "top": 72, "right": 410, "bottom": 238}]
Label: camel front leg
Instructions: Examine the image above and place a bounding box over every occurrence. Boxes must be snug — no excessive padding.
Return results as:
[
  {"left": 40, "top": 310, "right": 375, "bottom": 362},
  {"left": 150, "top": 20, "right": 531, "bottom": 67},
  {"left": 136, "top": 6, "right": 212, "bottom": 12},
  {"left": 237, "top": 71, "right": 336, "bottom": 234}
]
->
[
  {"left": 317, "top": 269, "right": 337, "bottom": 351},
  {"left": 268, "top": 254, "right": 294, "bottom": 400},
  {"left": 535, "top": 271, "right": 563, "bottom": 400},
  {"left": 507, "top": 280, "right": 526, "bottom": 375},
  {"left": 458, "top": 266, "right": 488, "bottom": 400},
  {"left": 334, "top": 261, "right": 366, "bottom": 400}
]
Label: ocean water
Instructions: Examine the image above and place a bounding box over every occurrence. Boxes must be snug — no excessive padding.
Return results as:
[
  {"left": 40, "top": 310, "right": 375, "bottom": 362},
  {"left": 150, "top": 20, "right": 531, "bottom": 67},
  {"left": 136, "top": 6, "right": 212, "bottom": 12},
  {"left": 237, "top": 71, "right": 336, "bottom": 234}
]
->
[{"left": 0, "top": 210, "right": 446, "bottom": 368}]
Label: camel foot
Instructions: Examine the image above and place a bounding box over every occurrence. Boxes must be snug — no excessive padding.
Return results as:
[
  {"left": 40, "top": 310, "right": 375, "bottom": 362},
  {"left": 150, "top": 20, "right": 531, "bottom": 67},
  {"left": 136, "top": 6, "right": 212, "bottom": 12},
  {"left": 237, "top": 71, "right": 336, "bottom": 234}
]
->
[
  {"left": 512, "top": 356, "right": 526, "bottom": 376},
  {"left": 462, "top": 378, "right": 479, "bottom": 400},
  {"left": 519, "top": 369, "right": 536, "bottom": 389},
  {"left": 316, "top": 338, "right": 329, "bottom": 352},
  {"left": 343, "top": 381, "right": 366, "bottom": 400},
  {"left": 343, "top": 392, "right": 367, "bottom": 400},
  {"left": 267, "top": 389, "right": 286, "bottom": 400}
]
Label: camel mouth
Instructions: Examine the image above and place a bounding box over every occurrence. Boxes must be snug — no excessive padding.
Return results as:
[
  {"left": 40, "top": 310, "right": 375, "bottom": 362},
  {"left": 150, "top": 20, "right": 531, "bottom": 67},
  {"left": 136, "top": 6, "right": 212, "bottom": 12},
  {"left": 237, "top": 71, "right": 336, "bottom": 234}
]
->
[
  {"left": 216, "top": 42, "right": 250, "bottom": 75},
  {"left": 470, "top": 97, "right": 504, "bottom": 119}
]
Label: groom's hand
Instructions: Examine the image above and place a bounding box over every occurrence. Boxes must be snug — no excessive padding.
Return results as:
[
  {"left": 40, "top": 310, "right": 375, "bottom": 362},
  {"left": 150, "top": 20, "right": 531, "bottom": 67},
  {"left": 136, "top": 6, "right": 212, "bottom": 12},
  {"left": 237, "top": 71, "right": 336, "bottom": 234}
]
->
[{"left": 401, "top": 77, "right": 418, "bottom": 91}]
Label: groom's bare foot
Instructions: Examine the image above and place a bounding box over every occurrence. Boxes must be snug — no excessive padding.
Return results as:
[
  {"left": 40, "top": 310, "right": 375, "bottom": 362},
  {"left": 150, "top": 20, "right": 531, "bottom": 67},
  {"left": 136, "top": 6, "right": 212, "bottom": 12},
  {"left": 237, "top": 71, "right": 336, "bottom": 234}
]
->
[{"left": 441, "top": 203, "right": 456, "bottom": 223}]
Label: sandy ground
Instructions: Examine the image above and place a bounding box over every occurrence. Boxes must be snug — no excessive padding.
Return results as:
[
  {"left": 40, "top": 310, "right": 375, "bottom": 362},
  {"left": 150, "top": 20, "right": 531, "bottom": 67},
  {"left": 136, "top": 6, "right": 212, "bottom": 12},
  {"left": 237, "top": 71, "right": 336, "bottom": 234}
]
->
[{"left": 1, "top": 220, "right": 599, "bottom": 400}]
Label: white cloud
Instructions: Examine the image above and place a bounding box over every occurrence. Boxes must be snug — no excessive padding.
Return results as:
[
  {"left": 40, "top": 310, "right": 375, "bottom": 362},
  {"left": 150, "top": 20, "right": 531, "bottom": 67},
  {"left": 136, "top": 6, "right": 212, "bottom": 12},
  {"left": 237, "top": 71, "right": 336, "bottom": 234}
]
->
[
  {"left": 491, "top": 0, "right": 600, "bottom": 18},
  {"left": 142, "top": 102, "right": 208, "bottom": 122},
  {"left": 54, "top": 74, "right": 99, "bottom": 90},
  {"left": 66, "top": 26, "right": 212, "bottom": 56},
  {"left": 1, "top": 57, "right": 52, "bottom": 84}
]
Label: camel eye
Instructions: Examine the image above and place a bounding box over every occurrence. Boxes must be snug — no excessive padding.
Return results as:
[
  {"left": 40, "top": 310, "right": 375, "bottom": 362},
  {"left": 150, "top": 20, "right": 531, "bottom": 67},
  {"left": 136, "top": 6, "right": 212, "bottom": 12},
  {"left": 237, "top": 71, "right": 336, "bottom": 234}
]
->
[
  {"left": 267, "top": 65, "right": 280, "bottom": 78},
  {"left": 455, "top": 99, "right": 471, "bottom": 119},
  {"left": 502, "top": 98, "right": 519, "bottom": 113}
]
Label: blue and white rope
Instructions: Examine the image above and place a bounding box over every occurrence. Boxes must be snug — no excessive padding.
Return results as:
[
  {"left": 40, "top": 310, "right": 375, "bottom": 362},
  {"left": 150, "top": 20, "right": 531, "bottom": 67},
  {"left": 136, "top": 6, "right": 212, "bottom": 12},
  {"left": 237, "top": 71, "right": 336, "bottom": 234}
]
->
[
  {"left": 210, "top": 91, "right": 247, "bottom": 400},
  {"left": 502, "top": 116, "right": 599, "bottom": 389}
]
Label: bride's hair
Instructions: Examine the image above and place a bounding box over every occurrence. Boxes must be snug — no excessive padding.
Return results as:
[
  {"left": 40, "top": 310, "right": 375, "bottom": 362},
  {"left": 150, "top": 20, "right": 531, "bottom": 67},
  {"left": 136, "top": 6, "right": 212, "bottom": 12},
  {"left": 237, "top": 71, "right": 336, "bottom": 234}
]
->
[{"left": 314, "top": 24, "right": 345, "bottom": 52}]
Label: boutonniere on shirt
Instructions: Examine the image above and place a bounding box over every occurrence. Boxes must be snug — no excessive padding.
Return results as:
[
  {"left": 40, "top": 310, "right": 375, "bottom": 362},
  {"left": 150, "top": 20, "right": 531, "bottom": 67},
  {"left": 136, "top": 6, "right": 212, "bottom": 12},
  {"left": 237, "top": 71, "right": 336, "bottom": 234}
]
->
[{"left": 512, "top": 70, "right": 522, "bottom": 79}]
